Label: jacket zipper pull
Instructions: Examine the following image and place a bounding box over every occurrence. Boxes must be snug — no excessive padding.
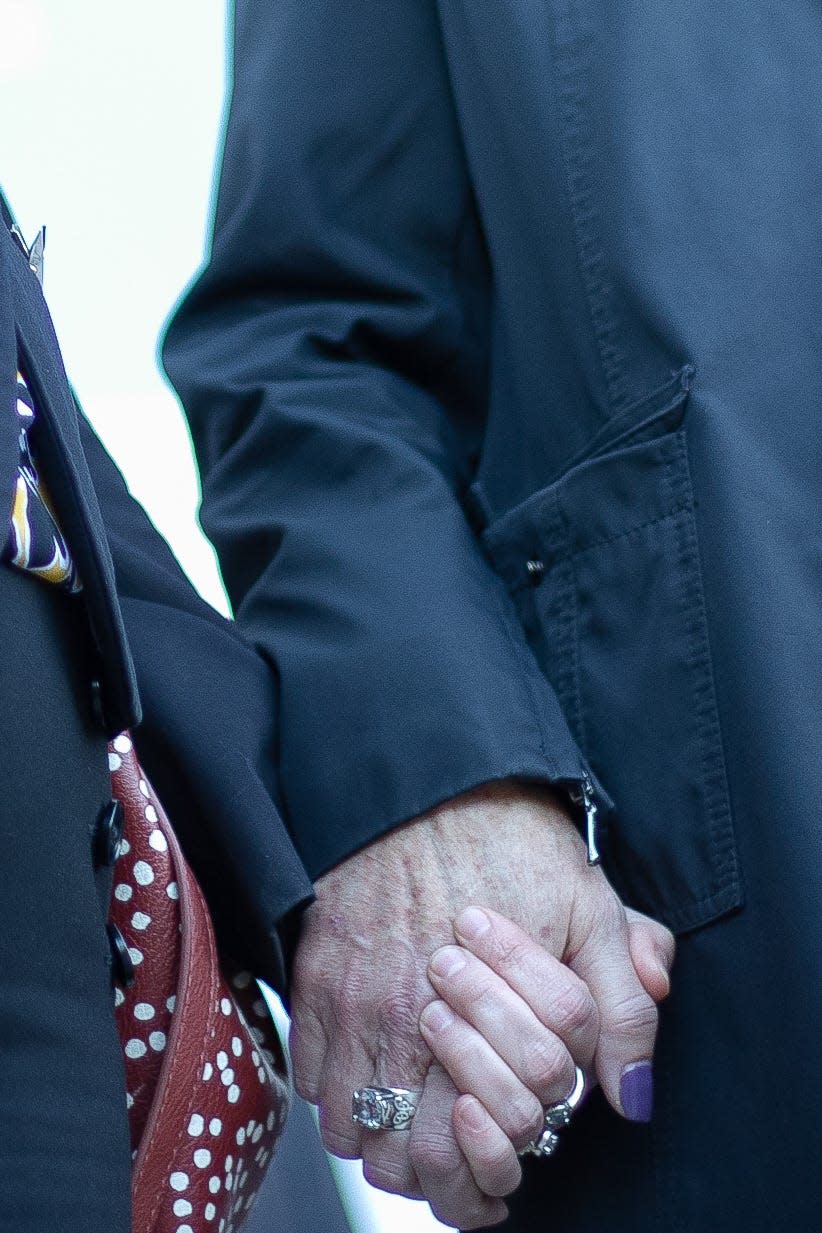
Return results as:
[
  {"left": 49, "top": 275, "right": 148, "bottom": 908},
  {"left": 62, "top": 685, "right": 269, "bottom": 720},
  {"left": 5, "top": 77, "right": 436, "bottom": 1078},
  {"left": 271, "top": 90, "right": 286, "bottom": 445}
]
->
[{"left": 570, "top": 775, "right": 601, "bottom": 866}]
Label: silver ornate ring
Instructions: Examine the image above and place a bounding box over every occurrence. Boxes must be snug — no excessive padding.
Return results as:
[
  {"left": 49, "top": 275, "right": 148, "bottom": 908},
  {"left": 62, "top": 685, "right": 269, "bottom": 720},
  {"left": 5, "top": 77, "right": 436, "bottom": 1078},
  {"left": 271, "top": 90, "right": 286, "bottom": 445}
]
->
[
  {"left": 519, "top": 1066, "right": 586, "bottom": 1159},
  {"left": 352, "top": 1086, "right": 420, "bottom": 1131}
]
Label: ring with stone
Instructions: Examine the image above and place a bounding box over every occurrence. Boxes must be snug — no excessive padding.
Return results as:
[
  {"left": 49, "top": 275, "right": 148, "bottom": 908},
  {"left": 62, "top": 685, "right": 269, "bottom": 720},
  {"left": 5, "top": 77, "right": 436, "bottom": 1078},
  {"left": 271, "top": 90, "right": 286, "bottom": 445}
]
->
[
  {"left": 519, "top": 1066, "right": 586, "bottom": 1159},
  {"left": 352, "top": 1086, "right": 421, "bottom": 1131}
]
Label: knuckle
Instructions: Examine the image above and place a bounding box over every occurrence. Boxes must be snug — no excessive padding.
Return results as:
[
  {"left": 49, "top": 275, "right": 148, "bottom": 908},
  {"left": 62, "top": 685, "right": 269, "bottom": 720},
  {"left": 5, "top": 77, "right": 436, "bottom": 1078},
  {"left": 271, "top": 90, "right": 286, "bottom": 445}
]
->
[
  {"left": 521, "top": 1037, "right": 571, "bottom": 1101},
  {"left": 460, "top": 972, "right": 497, "bottom": 1016},
  {"left": 551, "top": 979, "right": 598, "bottom": 1038},
  {"left": 317, "top": 1097, "right": 361, "bottom": 1159},
  {"left": 293, "top": 941, "right": 340, "bottom": 1004},
  {"left": 604, "top": 989, "right": 659, "bottom": 1040},
  {"left": 319, "top": 1124, "right": 360, "bottom": 1160},
  {"left": 490, "top": 933, "right": 530, "bottom": 974},
  {"left": 500, "top": 1093, "right": 544, "bottom": 1147},
  {"left": 409, "top": 1130, "right": 460, "bottom": 1183},
  {"left": 362, "top": 1159, "right": 414, "bottom": 1196},
  {"left": 288, "top": 1025, "right": 319, "bottom": 1080},
  {"left": 589, "top": 893, "right": 627, "bottom": 939},
  {"left": 292, "top": 1068, "right": 318, "bottom": 1104},
  {"left": 293, "top": 950, "right": 325, "bottom": 997},
  {"left": 378, "top": 986, "right": 420, "bottom": 1039}
]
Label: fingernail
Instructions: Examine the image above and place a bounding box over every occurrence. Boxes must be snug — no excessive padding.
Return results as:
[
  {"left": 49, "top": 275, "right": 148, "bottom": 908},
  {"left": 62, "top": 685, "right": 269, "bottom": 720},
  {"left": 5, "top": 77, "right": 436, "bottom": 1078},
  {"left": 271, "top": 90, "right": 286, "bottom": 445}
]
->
[
  {"left": 620, "top": 1061, "right": 654, "bottom": 1123},
  {"left": 429, "top": 945, "right": 466, "bottom": 978},
  {"left": 454, "top": 907, "right": 490, "bottom": 941},
  {"left": 419, "top": 1000, "right": 454, "bottom": 1034},
  {"left": 458, "top": 1096, "right": 487, "bottom": 1130}
]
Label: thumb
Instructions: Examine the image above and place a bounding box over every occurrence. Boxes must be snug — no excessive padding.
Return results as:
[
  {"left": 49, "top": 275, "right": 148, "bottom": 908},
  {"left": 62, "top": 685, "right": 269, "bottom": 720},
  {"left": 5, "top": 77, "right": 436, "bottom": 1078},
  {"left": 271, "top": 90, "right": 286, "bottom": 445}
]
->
[
  {"left": 569, "top": 900, "right": 660, "bottom": 1123},
  {"left": 624, "top": 908, "right": 676, "bottom": 1004}
]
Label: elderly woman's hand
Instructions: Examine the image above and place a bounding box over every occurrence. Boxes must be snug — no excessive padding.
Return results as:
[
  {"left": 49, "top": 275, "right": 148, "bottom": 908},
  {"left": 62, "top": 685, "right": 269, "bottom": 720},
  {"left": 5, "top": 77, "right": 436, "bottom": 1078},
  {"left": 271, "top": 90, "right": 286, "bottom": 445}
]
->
[{"left": 418, "top": 905, "right": 675, "bottom": 1202}]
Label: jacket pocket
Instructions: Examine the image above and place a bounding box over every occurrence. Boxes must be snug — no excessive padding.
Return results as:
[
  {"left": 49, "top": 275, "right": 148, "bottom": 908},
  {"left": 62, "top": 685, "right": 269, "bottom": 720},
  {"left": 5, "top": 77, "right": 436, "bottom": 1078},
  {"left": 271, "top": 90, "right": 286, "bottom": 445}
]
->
[{"left": 481, "top": 374, "right": 741, "bottom": 932}]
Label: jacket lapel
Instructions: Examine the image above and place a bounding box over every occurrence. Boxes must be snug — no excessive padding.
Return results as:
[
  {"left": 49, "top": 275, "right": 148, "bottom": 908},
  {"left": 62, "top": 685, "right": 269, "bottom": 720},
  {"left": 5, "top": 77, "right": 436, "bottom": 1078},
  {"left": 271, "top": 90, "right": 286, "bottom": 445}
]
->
[
  {"left": 0, "top": 227, "right": 20, "bottom": 523},
  {"left": 7, "top": 230, "right": 140, "bottom": 733}
]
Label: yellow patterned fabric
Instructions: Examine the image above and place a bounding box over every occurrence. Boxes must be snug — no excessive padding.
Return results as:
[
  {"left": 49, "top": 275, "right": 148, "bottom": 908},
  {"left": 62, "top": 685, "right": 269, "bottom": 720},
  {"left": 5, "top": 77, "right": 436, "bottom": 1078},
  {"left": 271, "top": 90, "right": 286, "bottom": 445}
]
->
[{"left": 3, "top": 368, "right": 81, "bottom": 592}]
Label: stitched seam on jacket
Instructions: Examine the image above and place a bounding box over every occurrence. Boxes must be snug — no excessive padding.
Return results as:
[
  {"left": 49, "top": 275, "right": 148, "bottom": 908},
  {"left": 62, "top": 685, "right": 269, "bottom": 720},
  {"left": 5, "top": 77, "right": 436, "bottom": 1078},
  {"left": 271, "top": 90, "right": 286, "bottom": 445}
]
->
[
  {"left": 668, "top": 442, "right": 739, "bottom": 905},
  {"left": 505, "top": 504, "right": 691, "bottom": 598},
  {"left": 551, "top": 2, "right": 628, "bottom": 411},
  {"left": 657, "top": 884, "right": 741, "bottom": 933}
]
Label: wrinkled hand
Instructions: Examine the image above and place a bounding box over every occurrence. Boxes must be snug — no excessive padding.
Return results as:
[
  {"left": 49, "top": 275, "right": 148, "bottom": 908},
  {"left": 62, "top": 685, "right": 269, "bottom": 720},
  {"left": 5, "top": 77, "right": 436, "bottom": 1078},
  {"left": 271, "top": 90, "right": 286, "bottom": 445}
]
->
[
  {"left": 289, "top": 782, "right": 673, "bottom": 1228},
  {"left": 419, "top": 905, "right": 674, "bottom": 1204}
]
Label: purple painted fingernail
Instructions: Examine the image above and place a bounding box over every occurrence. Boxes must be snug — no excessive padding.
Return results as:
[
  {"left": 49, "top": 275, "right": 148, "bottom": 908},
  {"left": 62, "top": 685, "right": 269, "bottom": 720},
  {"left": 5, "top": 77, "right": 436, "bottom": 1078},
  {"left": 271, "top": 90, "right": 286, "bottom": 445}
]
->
[{"left": 620, "top": 1061, "right": 653, "bottom": 1122}]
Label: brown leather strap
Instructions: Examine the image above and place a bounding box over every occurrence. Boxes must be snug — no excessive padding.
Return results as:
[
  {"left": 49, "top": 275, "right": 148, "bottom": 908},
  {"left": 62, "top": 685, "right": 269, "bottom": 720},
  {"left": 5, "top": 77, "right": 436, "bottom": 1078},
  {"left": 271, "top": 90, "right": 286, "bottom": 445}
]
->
[{"left": 131, "top": 820, "right": 220, "bottom": 1232}]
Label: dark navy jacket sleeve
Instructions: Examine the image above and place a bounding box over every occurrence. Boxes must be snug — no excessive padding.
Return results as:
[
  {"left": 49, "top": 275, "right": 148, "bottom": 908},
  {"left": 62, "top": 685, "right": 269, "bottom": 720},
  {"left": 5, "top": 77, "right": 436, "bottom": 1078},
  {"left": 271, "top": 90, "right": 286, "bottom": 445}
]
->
[
  {"left": 77, "top": 412, "right": 314, "bottom": 990},
  {"left": 162, "top": 0, "right": 588, "bottom": 878}
]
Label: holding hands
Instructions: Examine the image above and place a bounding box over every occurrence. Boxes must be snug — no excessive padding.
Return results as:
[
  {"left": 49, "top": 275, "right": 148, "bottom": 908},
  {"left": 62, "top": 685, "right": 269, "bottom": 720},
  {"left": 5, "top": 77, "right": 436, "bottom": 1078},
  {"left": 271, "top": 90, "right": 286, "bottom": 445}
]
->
[
  {"left": 418, "top": 904, "right": 673, "bottom": 1219},
  {"left": 289, "top": 782, "right": 674, "bottom": 1228}
]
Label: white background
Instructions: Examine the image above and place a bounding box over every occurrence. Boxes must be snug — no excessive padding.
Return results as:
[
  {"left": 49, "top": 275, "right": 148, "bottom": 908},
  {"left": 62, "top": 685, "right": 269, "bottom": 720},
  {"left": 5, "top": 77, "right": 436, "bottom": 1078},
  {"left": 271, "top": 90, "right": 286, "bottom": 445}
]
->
[{"left": 0, "top": 2, "right": 445, "bottom": 1229}]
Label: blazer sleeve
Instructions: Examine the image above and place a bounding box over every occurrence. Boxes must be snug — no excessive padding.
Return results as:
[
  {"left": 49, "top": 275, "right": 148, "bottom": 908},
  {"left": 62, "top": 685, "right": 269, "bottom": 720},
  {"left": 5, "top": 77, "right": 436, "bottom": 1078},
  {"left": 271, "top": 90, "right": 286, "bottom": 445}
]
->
[
  {"left": 77, "top": 411, "right": 314, "bottom": 991},
  {"left": 161, "top": 0, "right": 590, "bottom": 879}
]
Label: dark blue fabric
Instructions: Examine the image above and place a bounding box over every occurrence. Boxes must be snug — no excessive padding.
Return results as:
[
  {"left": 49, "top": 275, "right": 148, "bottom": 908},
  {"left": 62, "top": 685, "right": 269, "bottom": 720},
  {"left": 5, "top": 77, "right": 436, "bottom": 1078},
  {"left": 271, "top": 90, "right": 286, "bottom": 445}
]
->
[
  {"left": 0, "top": 566, "right": 131, "bottom": 1233},
  {"left": 163, "top": 0, "right": 593, "bottom": 881},
  {"left": 76, "top": 416, "right": 314, "bottom": 985},
  {"left": 4, "top": 222, "right": 140, "bottom": 736},
  {"left": 0, "top": 214, "right": 314, "bottom": 992},
  {"left": 163, "top": 2, "right": 821, "bottom": 1227}
]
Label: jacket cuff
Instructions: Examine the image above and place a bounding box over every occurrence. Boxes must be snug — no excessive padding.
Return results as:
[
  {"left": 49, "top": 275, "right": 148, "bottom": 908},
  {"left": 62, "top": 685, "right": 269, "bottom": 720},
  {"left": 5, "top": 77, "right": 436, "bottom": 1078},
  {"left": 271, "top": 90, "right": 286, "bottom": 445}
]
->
[{"left": 260, "top": 614, "right": 593, "bottom": 881}]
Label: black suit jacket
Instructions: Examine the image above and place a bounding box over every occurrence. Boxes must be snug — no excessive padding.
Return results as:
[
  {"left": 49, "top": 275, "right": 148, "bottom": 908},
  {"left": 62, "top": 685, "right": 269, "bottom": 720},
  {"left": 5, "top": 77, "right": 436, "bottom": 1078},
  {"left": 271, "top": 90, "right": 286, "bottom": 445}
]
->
[{"left": 0, "top": 199, "right": 313, "bottom": 993}]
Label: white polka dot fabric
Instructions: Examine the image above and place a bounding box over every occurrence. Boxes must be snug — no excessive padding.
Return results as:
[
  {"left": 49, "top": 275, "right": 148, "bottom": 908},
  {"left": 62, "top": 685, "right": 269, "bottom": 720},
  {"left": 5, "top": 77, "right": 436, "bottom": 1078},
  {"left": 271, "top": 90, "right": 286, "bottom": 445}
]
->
[{"left": 108, "top": 734, "right": 290, "bottom": 1233}]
